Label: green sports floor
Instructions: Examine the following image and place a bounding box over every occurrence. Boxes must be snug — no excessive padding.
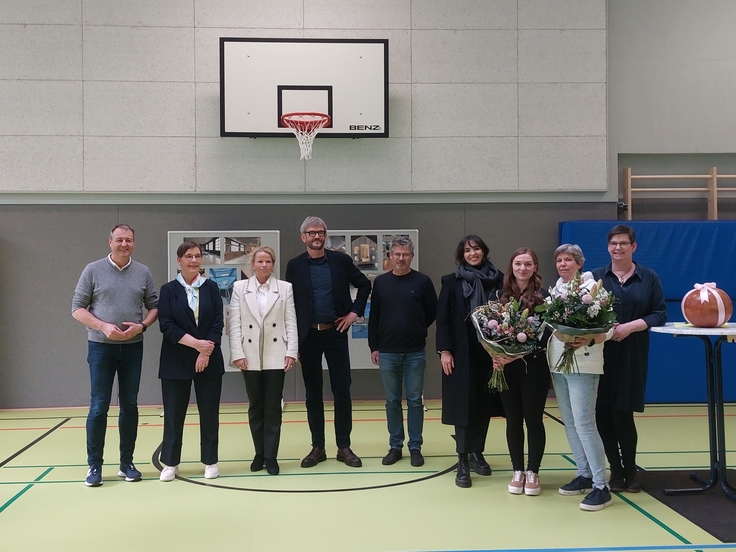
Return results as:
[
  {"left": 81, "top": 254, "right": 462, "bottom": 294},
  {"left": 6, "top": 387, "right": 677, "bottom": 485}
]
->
[{"left": 1, "top": 399, "right": 735, "bottom": 552}]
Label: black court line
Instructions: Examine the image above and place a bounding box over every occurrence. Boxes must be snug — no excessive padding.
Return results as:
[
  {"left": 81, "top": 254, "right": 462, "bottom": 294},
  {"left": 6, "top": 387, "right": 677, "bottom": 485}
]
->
[
  {"left": 545, "top": 409, "right": 564, "bottom": 425},
  {"left": 0, "top": 418, "right": 70, "bottom": 468},
  {"left": 151, "top": 443, "right": 457, "bottom": 494}
]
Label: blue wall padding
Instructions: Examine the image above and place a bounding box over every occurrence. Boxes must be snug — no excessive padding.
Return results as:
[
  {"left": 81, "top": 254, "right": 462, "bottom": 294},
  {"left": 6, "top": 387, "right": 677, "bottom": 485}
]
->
[{"left": 559, "top": 220, "right": 736, "bottom": 403}]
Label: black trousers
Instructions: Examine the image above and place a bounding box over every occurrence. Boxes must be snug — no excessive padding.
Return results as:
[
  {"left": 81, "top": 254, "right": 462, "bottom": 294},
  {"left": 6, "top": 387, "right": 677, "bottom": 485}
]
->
[
  {"left": 454, "top": 340, "right": 498, "bottom": 454},
  {"left": 299, "top": 327, "right": 352, "bottom": 449},
  {"left": 499, "top": 355, "right": 550, "bottom": 472},
  {"left": 595, "top": 403, "right": 638, "bottom": 475},
  {"left": 242, "top": 369, "right": 286, "bottom": 460},
  {"left": 160, "top": 376, "right": 222, "bottom": 466}
]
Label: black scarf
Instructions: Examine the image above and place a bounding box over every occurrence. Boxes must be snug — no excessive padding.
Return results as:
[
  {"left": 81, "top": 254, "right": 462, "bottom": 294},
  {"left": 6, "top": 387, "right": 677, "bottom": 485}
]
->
[{"left": 454, "top": 261, "right": 502, "bottom": 311}]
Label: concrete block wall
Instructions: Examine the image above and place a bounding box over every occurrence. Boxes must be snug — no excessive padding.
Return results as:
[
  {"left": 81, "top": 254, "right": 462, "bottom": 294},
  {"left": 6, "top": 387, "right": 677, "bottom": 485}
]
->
[{"left": 0, "top": 0, "right": 607, "bottom": 197}]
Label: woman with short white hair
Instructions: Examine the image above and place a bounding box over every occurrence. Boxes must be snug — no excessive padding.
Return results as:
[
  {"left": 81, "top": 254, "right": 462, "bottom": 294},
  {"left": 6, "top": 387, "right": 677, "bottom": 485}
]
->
[{"left": 548, "top": 244, "right": 613, "bottom": 511}]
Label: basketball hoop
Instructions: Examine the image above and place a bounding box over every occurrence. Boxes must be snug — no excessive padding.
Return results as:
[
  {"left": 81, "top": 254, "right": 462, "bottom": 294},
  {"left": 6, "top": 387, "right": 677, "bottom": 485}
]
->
[{"left": 280, "top": 112, "right": 331, "bottom": 160}]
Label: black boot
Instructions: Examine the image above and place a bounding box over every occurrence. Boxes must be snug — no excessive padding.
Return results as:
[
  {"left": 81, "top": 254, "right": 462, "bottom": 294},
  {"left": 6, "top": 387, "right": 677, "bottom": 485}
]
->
[
  {"left": 624, "top": 465, "right": 641, "bottom": 493},
  {"left": 455, "top": 454, "right": 471, "bottom": 488},
  {"left": 609, "top": 463, "right": 625, "bottom": 492},
  {"left": 468, "top": 452, "right": 492, "bottom": 476}
]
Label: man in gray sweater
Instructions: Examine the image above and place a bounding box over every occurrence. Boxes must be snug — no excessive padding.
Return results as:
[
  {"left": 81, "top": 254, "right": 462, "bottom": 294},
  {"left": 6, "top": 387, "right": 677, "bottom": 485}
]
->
[{"left": 72, "top": 224, "right": 159, "bottom": 487}]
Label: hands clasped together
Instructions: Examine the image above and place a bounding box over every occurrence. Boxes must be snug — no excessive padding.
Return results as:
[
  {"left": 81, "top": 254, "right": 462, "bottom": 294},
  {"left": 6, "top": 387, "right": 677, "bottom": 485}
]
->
[
  {"left": 101, "top": 322, "right": 146, "bottom": 341},
  {"left": 232, "top": 356, "right": 296, "bottom": 372},
  {"left": 193, "top": 339, "right": 215, "bottom": 372}
]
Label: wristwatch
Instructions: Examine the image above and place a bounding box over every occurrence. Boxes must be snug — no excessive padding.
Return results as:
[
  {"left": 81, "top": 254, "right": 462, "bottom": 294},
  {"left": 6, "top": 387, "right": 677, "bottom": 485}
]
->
[{"left": 140, "top": 322, "right": 147, "bottom": 332}]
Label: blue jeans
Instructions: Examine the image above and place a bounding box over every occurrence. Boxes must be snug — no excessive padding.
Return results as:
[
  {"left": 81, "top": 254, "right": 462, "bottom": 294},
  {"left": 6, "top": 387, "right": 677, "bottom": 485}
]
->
[
  {"left": 378, "top": 351, "right": 426, "bottom": 451},
  {"left": 551, "top": 372, "right": 608, "bottom": 489},
  {"left": 86, "top": 341, "right": 143, "bottom": 467}
]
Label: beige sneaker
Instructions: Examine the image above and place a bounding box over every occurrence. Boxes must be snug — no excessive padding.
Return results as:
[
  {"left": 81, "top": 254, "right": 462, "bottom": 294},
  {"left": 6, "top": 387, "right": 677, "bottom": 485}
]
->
[
  {"left": 508, "top": 470, "right": 525, "bottom": 494},
  {"left": 524, "top": 470, "right": 541, "bottom": 495}
]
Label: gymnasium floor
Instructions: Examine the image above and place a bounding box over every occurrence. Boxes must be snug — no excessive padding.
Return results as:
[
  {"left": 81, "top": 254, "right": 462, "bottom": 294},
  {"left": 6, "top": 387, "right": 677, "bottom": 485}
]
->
[{"left": 1, "top": 399, "right": 735, "bottom": 552}]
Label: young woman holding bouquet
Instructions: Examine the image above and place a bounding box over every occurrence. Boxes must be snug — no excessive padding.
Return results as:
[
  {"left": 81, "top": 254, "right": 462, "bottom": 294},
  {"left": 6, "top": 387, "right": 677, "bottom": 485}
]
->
[
  {"left": 548, "top": 244, "right": 614, "bottom": 511},
  {"left": 436, "top": 235, "right": 504, "bottom": 488},
  {"left": 592, "top": 225, "right": 666, "bottom": 493},
  {"left": 492, "top": 248, "right": 551, "bottom": 496}
]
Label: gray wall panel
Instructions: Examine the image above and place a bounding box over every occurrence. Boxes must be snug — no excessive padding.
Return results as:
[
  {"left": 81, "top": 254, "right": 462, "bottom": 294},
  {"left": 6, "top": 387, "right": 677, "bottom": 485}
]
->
[
  {"left": 0, "top": 201, "right": 614, "bottom": 409},
  {"left": 0, "top": 205, "right": 119, "bottom": 408}
]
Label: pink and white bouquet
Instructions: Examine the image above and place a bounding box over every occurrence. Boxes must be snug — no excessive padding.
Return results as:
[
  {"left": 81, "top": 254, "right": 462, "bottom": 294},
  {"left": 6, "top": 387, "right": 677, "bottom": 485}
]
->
[
  {"left": 536, "top": 272, "right": 616, "bottom": 374},
  {"left": 471, "top": 298, "right": 545, "bottom": 392}
]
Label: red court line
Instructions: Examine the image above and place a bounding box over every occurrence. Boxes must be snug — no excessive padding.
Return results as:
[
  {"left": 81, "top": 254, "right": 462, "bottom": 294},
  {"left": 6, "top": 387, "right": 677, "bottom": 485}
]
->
[
  {"left": 0, "top": 427, "right": 60, "bottom": 432},
  {"left": 1, "top": 416, "right": 446, "bottom": 431}
]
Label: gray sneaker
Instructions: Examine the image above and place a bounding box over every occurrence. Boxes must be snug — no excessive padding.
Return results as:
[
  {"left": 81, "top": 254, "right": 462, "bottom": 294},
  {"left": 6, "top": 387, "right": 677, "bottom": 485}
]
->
[
  {"left": 580, "top": 486, "right": 613, "bottom": 511},
  {"left": 558, "top": 475, "right": 593, "bottom": 495}
]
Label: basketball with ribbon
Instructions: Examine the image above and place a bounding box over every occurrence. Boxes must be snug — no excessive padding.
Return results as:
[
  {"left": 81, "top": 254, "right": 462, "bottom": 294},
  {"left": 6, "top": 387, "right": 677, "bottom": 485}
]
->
[{"left": 681, "top": 282, "right": 733, "bottom": 327}]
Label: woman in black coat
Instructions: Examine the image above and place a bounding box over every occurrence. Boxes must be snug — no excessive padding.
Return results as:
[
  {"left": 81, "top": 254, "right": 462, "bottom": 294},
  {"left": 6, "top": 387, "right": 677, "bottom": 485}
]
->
[
  {"left": 158, "top": 240, "right": 225, "bottom": 482},
  {"left": 436, "top": 235, "right": 504, "bottom": 488}
]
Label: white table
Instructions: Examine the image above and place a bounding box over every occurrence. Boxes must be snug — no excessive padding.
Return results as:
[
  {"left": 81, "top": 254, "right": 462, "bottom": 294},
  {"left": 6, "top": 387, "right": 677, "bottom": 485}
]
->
[{"left": 651, "top": 322, "right": 736, "bottom": 501}]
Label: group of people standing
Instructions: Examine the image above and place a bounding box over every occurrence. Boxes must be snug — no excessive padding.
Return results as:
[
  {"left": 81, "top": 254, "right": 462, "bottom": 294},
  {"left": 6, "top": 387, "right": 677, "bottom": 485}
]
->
[
  {"left": 435, "top": 226, "right": 665, "bottom": 511},
  {"left": 71, "top": 220, "right": 665, "bottom": 513},
  {"left": 71, "top": 217, "right": 375, "bottom": 486}
]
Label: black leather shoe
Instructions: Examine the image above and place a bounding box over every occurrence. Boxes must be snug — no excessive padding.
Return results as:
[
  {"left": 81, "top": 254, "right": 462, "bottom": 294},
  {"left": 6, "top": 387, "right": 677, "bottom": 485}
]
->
[
  {"left": 336, "top": 447, "right": 363, "bottom": 468},
  {"left": 609, "top": 464, "right": 625, "bottom": 492},
  {"left": 382, "top": 448, "right": 402, "bottom": 465},
  {"left": 300, "top": 446, "right": 327, "bottom": 468},
  {"left": 265, "top": 459, "right": 280, "bottom": 475},
  {"left": 609, "top": 478, "right": 625, "bottom": 492},
  {"left": 250, "top": 454, "right": 264, "bottom": 472},
  {"left": 455, "top": 454, "right": 472, "bottom": 488},
  {"left": 468, "top": 452, "right": 492, "bottom": 476},
  {"left": 625, "top": 468, "right": 641, "bottom": 493},
  {"left": 410, "top": 449, "right": 424, "bottom": 467}
]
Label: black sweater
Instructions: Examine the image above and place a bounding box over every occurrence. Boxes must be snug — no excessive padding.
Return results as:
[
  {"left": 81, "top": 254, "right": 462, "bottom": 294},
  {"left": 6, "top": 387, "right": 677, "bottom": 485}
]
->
[{"left": 368, "top": 270, "right": 437, "bottom": 353}]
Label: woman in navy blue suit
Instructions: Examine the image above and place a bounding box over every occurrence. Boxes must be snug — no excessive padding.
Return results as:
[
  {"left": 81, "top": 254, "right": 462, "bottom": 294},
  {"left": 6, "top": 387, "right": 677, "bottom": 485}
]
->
[{"left": 158, "top": 241, "right": 224, "bottom": 482}]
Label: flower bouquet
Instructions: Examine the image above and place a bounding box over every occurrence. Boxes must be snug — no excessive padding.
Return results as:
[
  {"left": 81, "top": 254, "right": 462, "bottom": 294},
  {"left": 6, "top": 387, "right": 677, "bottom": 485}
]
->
[
  {"left": 471, "top": 298, "right": 545, "bottom": 392},
  {"left": 536, "top": 272, "right": 616, "bottom": 374}
]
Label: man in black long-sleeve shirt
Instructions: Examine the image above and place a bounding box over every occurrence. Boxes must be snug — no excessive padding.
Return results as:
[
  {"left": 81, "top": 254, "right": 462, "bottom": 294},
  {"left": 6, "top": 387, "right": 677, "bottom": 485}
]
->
[{"left": 368, "top": 236, "right": 437, "bottom": 467}]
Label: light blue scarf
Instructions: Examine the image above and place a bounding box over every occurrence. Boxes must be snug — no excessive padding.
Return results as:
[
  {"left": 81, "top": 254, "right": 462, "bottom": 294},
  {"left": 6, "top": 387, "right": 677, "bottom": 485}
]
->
[{"left": 176, "top": 273, "right": 206, "bottom": 311}]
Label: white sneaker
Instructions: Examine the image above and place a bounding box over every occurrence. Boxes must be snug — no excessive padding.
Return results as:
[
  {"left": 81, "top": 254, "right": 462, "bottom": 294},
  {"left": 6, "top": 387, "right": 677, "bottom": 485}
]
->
[
  {"left": 204, "top": 463, "right": 219, "bottom": 479},
  {"left": 524, "top": 470, "right": 541, "bottom": 496},
  {"left": 508, "top": 470, "right": 525, "bottom": 494},
  {"left": 160, "top": 464, "right": 178, "bottom": 482}
]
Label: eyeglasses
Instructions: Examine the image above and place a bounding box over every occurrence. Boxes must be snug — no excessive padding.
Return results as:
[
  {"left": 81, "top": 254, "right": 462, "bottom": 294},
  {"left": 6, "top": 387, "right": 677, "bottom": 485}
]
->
[
  {"left": 182, "top": 254, "right": 202, "bottom": 261},
  {"left": 608, "top": 241, "right": 631, "bottom": 249},
  {"left": 305, "top": 231, "right": 326, "bottom": 237},
  {"left": 392, "top": 253, "right": 413, "bottom": 259}
]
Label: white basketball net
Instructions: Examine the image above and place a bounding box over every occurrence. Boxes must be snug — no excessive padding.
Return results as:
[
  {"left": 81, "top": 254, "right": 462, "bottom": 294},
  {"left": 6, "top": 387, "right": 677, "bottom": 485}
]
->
[{"left": 281, "top": 112, "right": 331, "bottom": 160}]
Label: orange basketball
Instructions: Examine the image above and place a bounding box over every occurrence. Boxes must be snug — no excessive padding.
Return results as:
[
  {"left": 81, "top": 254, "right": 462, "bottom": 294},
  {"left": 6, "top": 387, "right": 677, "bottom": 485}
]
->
[{"left": 681, "top": 284, "right": 733, "bottom": 327}]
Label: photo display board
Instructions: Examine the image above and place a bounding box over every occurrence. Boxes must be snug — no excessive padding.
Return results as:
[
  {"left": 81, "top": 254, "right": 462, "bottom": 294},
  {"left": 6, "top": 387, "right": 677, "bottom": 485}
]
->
[
  {"left": 168, "top": 231, "right": 280, "bottom": 372},
  {"left": 326, "top": 230, "right": 419, "bottom": 369}
]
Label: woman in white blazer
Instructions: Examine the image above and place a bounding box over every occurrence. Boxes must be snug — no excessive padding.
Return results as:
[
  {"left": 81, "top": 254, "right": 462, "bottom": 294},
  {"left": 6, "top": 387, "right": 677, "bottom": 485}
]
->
[{"left": 229, "top": 246, "right": 298, "bottom": 475}]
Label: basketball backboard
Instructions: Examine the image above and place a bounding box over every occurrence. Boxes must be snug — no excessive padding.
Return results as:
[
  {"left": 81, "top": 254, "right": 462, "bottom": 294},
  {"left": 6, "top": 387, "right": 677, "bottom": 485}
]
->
[{"left": 220, "top": 38, "right": 389, "bottom": 138}]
